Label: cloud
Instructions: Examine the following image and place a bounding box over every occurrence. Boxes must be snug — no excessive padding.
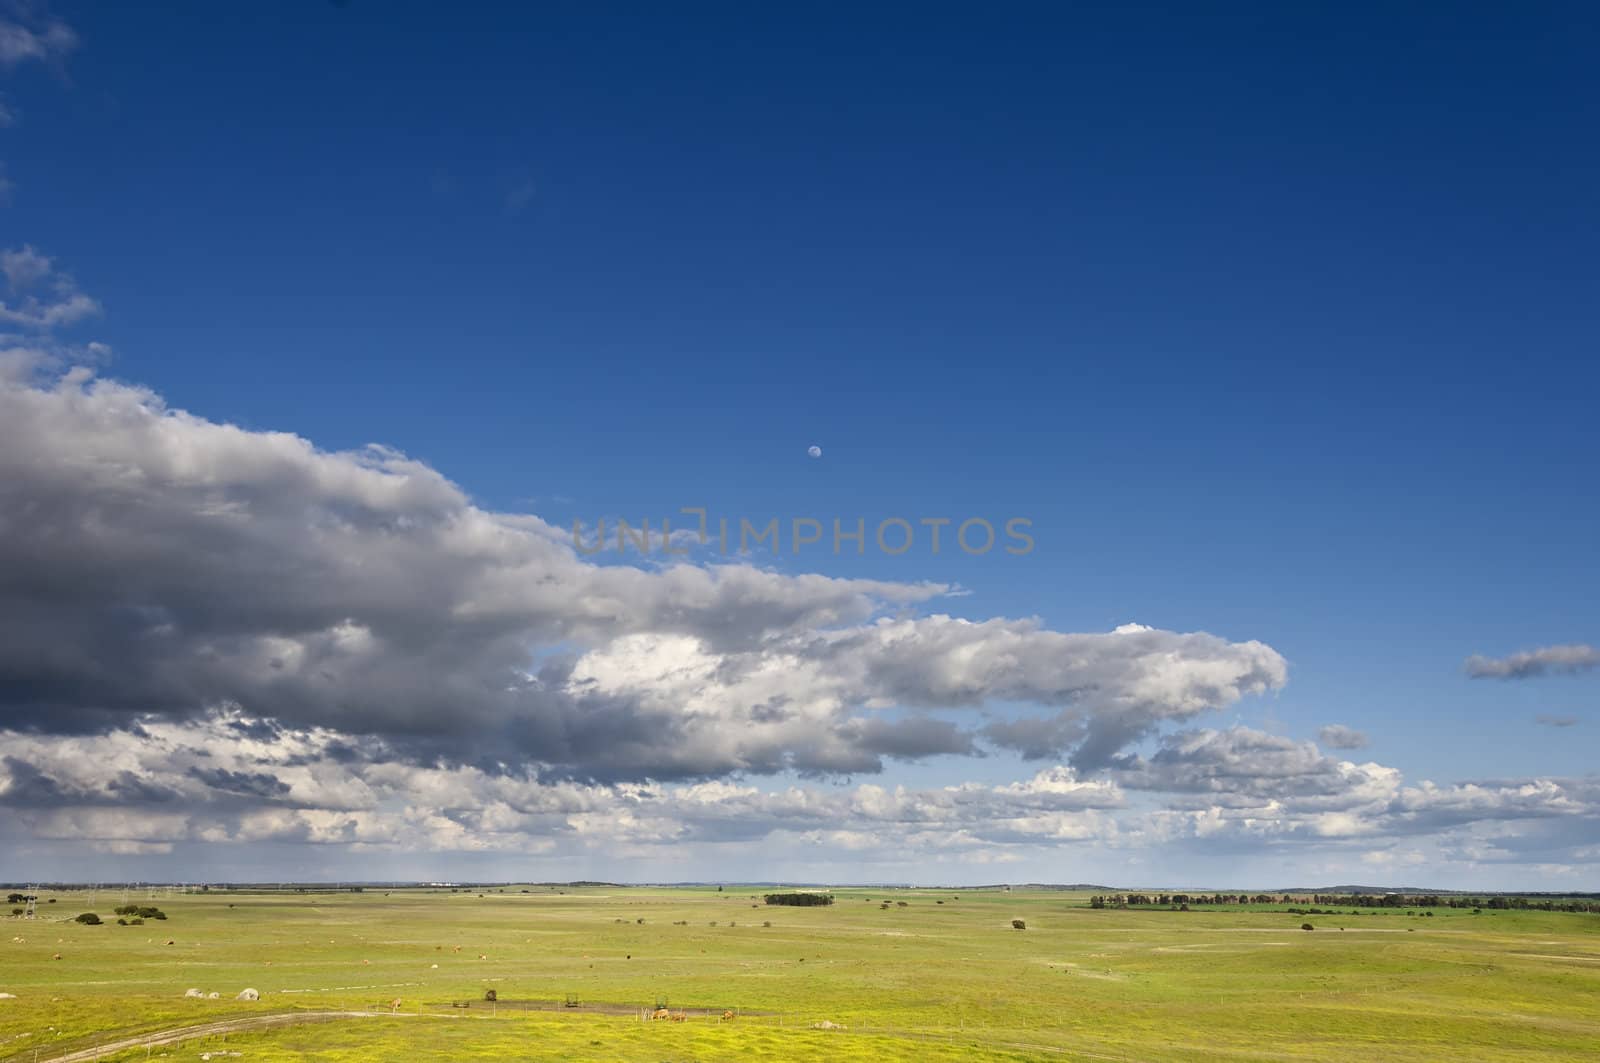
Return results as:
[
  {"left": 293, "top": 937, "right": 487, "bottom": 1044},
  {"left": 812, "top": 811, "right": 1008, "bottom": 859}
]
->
[
  {"left": 3, "top": 712, "right": 1596, "bottom": 877},
  {"left": 0, "top": 367, "right": 1285, "bottom": 784},
  {"left": 0, "top": 245, "right": 102, "bottom": 329},
  {"left": 1534, "top": 714, "right": 1580, "bottom": 728},
  {"left": 1465, "top": 644, "right": 1600, "bottom": 680},
  {"left": 1317, "top": 724, "right": 1369, "bottom": 750},
  {"left": 6, "top": 248, "right": 1586, "bottom": 880},
  {"left": 0, "top": 8, "right": 77, "bottom": 69},
  {"left": 0, "top": 711, "right": 1127, "bottom": 857},
  {"left": 1112, "top": 727, "right": 1398, "bottom": 808}
]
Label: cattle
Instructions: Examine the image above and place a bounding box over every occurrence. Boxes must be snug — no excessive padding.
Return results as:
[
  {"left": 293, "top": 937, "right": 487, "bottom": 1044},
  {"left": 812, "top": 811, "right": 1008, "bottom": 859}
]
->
[
  {"left": 721, "top": 1009, "right": 735, "bottom": 1022},
  {"left": 651, "top": 1007, "right": 671, "bottom": 1021}
]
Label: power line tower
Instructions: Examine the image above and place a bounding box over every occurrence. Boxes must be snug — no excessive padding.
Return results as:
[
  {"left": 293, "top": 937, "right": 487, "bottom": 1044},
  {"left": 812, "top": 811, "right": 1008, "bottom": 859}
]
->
[{"left": 23, "top": 885, "right": 37, "bottom": 919}]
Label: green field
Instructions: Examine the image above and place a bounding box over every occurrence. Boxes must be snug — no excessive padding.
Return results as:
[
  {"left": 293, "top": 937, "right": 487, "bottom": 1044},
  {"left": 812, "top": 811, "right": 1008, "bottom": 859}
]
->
[{"left": 2, "top": 886, "right": 1597, "bottom": 1061}]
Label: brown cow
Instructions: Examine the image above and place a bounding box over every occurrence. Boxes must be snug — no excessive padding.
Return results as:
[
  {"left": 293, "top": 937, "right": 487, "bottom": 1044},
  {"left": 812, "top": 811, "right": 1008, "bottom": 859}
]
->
[
  {"left": 721, "top": 1010, "right": 735, "bottom": 1022},
  {"left": 672, "top": 1011, "right": 688, "bottom": 1023},
  {"left": 389, "top": 998, "right": 402, "bottom": 1013}
]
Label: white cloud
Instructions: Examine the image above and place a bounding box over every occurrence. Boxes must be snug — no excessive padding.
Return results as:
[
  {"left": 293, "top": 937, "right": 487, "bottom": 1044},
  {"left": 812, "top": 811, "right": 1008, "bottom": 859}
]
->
[
  {"left": 0, "top": 245, "right": 102, "bottom": 329},
  {"left": 1466, "top": 644, "right": 1600, "bottom": 680},
  {"left": 1317, "top": 724, "right": 1369, "bottom": 750},
  {"left": 0, "top": 10, "right": 77, "bottom": 69},
  {"left": 0, "top": 367, "right": 1286, "bottom": 783}
]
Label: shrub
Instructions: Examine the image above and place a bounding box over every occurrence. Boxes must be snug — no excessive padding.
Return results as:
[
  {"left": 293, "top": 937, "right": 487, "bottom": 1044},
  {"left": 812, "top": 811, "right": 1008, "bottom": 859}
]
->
[
  {"left": 1011, "top": 919, "right": 1026, "bottom": 930},
  {"left": 75, "top": 912, "right": 102, "bottom": 925},
  {"left": 1301, "top": 923, "right": 1314, "bottom": 931},
  {"left": 484, "top": 989, "right": 497, "bottom": 1002}
]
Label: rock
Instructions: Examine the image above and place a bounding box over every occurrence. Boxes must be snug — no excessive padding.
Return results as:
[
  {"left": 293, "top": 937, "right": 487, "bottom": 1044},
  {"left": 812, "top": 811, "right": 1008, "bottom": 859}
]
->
[
  {"left": 184, "top": 988, "right": 203, "bottom": 998},
  {"left": 236, "top": 988, "right": 260, "bottom": 1001}
]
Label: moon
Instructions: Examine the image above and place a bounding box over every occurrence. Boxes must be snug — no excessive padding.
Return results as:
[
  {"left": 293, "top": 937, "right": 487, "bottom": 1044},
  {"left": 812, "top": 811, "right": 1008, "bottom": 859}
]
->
[{"left": 807, "top": 444, "right": 822, "bottom": 458}]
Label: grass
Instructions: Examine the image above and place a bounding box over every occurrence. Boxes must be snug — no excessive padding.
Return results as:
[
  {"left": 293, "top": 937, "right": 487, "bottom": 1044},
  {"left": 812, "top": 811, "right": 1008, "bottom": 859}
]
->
[{"left": 2, "top": 886, "right": 1597, "bottom": 1061}]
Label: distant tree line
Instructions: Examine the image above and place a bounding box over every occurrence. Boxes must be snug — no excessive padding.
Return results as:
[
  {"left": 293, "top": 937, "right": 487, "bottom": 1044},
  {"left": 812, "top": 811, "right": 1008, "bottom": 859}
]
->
[
  {"left": 1088, "top": 893, "right": 1600, "bottom": 913},
  {"left": 764, "top": 893, "right": 834, "bottom": 907}
]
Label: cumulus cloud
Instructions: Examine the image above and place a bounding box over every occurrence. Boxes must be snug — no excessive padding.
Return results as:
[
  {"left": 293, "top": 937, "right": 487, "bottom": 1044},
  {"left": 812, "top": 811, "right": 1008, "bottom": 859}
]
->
[
  {"left": 1112, "top": 727, "right": 1398, "bottom": 808},
  {"left": 3, "top": 253, "right": 1588, "bottom": 880},
  {"left": 3, "top": 712, "right": 1595, "bottom": 877},
  {"left": 1317, "top": 724, "right": 1369, "bottom": 750},
  {"left": 1465, "top": 644, "right": 1600, "bottom": 680},
  {"left": 0, "top": 711, "right": 1127, "bottom": 858},
  {"left": 0, "top": 368, "right": 1287, "bottom": 784}
]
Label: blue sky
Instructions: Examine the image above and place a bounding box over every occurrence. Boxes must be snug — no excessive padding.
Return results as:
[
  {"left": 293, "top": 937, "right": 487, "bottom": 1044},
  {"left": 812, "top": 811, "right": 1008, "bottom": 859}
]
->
[{"left": 0, "top": 2, "right": 1596, "bottom": 886}]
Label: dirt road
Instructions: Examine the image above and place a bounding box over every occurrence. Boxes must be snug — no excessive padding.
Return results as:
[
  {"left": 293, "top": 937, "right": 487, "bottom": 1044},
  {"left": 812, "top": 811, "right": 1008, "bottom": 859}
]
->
[{"left": 22, "top": 1009, "right": 444, "bottom": 1063}]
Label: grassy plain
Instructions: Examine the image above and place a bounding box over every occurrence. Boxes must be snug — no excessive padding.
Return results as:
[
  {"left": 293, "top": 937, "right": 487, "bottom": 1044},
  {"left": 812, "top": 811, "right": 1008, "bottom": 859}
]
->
[{"left": 2, "top": 885, "right": 1597, "bottom": 1061}]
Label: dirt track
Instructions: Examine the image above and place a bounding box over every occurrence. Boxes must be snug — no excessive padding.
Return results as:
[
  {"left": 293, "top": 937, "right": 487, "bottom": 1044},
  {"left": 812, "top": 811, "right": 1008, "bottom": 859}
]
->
[
  {"left": 23, "top": 1010, "right": 443, "bottom": 1063},
  {"left": 433, "top": 998, "right": 767, "bottom": 1017}
]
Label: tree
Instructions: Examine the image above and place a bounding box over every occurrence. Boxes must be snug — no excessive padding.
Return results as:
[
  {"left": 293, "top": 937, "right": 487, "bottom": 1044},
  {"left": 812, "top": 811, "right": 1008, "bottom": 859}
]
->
[
  {"left": 764, "top": 893, "right": 834, "bottom": 907},
  {"left": 75, "top": 912, "right": 102, "bottom": 925}
]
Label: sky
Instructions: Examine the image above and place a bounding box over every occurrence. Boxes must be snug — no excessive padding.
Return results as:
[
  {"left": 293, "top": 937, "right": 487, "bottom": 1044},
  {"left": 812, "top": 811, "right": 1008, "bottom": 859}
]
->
[{"left": 1, "top": 1, "right": 1597, "bottom": 888}]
